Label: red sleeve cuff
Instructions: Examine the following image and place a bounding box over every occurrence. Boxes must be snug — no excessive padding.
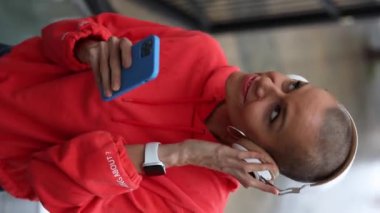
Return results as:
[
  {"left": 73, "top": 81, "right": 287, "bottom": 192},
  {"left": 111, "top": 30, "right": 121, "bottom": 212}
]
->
[
  {"left": 113, "top": 135, "right": 142, "bottom": 191},
  {"left": 60, "top": 21, "right": 112, "bottom": 71}
]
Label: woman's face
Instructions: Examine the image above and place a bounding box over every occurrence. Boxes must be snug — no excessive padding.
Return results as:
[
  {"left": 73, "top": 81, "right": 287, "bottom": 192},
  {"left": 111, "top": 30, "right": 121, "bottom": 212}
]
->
[{"left": 225, "top": 71, "right": 338, "bottom": 153}]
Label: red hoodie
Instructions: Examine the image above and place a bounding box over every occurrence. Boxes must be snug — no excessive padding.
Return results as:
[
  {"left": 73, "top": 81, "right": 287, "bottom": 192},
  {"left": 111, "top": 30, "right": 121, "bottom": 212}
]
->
[{"left": 0, "top": 13, "right": 240, "bottom": 213}]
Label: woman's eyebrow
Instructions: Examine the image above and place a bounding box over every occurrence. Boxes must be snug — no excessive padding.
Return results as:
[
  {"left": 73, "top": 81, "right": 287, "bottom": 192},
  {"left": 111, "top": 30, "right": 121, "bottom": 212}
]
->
[{"left": 278, "top": 83, "right": 309, "bottom": 132}]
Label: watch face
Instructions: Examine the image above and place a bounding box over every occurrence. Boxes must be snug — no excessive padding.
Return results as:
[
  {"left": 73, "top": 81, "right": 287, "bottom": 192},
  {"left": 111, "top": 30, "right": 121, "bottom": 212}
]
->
[{"left": 144, "top": 165, "right": 166, "bottom": 176}]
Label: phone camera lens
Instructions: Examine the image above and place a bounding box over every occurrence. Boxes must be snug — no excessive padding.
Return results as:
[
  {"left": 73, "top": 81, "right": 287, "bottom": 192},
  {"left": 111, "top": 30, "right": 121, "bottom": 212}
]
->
[{"left": 141, "top": 40, "right": 153, "bottom": 57}]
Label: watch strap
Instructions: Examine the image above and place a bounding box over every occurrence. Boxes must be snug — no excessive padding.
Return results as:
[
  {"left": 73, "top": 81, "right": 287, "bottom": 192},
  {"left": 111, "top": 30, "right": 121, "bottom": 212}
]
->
[{"left": 143, "top": 142, "right": 161, "bottom": 166}]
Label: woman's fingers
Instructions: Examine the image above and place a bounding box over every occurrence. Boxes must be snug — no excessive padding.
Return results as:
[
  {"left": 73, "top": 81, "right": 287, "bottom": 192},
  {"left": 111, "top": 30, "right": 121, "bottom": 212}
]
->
[
  {"left": 183, "top": 140, "right": 279, "bottom": 195},
  {"left": 248, "top": 179, "right": 279, "bottom": 195},
  {"left": 89, "top": 52, "right": 101, "bottom": 87},
  {"left": 221, "top": 152, "right": 278, "bottom": 190},
  {"left": 120, "top": 38, "right": 132, "bottom": 68},
  {"left": 238, "top": 139, "right": 275, "bottom": 163},
  {"left": 236, "top": 139, "right": 279, "bottom": 178},
  {"left": 237, "top": 151, "right": 279, "bottom": 179},
  {"left": 99, "top": 41, "right": 112, "bottom": 97},
  {"left": 245, "top": 162, "right": 278, "bottom": 176},
  {"left": 222, "top": 160, "right": 279, "bottom": 195},
  {"left": 231, "top": 157, "right": 278, "bottom": 182},
  {"left": 82, "top": 37, "right": 133, "bottom": 97},
  {"left": 108, "top": 37, "right": 121, "bottom": 92}
]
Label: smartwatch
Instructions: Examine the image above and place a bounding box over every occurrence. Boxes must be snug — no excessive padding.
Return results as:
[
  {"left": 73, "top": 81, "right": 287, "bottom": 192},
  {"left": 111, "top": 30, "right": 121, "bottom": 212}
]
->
[{"left": 143, "top": 142, "right": 166, "bottom": 176}]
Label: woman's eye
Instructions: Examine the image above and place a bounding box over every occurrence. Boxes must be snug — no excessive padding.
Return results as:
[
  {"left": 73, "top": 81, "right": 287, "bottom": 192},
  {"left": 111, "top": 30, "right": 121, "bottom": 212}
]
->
[
  {"left": 288, "top": 81, "right": 301, "bottom": 91},
  {"left": 288, "top": 80, "right": 303, "bottom": 91},
  {"left": 270, "top": 105, "right": 281, "bottom": 123}
]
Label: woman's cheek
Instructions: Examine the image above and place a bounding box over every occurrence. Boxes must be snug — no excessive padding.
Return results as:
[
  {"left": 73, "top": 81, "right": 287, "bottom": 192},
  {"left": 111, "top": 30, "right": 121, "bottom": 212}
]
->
[{"left": 241, "top": 103, "right": 262, "bottom": 135}]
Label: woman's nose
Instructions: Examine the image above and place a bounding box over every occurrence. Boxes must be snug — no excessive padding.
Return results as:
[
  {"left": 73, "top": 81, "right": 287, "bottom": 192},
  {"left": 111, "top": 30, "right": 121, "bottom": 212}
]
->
[{"left": 255, "top": 76, "right": 281, "bottom": 99}]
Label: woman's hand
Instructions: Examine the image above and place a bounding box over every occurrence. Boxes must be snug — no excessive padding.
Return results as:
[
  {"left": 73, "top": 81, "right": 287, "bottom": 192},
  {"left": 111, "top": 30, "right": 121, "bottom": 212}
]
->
[
  {"left": 75, "top": 36, "right": 133, "bottom": 97},
  {"left": 181, "top": 139, "right": 280, "bottom": 195}
]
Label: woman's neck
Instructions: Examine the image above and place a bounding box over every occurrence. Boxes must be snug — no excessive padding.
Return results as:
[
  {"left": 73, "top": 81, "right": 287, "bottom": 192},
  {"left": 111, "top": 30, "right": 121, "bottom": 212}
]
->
[{"left": 205, "top": 102, "right": 234, "bottom": 145}]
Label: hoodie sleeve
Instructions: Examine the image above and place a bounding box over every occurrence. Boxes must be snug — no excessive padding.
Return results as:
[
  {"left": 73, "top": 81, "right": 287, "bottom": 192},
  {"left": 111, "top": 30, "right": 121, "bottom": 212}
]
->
[
  {"left": 29, "top": 131, "right": 142, "bottom": 212},
  {"left": 41, "top": 12, "right": 176, "bottom": 71}
]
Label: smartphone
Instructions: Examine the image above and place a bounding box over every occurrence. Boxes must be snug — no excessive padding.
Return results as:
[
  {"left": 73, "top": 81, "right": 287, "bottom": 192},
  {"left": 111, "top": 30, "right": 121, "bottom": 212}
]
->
[
  {"left": 102, "top": 35, "right": 160, "bottom": 101},
  {"left": 232, "top": 143, "right": 273, "bottom": 181}
]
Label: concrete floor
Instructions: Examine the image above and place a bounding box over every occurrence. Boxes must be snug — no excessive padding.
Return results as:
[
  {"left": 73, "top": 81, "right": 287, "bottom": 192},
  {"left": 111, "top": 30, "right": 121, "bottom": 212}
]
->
[{"left": 0, "top": 0, "right": 380, "bottom": 212}]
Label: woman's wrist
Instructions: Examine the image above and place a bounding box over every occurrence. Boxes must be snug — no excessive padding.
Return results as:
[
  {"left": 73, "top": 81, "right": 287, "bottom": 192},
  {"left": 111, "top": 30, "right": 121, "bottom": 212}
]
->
[
  {"left": 158, "top": 143, "right": 188, "bottom": 167},
  {"left": 125, "top": 142, "right": 189, "bottom": 174},
  {"left": 176, "top": 139, "right": 223, "bottom": 168}
]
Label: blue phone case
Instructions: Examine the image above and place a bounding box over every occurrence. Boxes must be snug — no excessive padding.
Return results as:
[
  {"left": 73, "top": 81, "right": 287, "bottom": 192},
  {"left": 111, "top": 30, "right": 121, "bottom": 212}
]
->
[{"left": 102, "top": 35, "right": 160, "bottom": 101}]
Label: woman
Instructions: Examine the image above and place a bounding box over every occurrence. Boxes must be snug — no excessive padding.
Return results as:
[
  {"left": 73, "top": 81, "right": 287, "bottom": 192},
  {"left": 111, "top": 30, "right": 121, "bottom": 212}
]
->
[{"left": 0, "top": 13, "right": 353, "bottom": 213}]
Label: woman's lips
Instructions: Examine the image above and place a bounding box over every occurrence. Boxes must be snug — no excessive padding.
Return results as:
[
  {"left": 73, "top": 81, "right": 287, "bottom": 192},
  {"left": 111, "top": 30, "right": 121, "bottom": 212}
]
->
[{"left": 243, "top": 74, "right": 258, "bottom": 103}]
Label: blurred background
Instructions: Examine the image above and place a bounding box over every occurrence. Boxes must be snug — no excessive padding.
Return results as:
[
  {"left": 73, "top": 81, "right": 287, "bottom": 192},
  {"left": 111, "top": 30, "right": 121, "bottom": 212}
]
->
[{"left": 1, "top": 0, "right": 380, "bottom": 212}]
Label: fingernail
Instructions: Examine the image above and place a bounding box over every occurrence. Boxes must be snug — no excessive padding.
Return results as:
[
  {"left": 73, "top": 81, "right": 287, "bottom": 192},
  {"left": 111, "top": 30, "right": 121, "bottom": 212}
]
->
[
  {"left": 106, "top": 91, "right": 112, "bottom": 97},
  {"left": 274, "top": 190, "right": 279, "bottom": 195},
  {"left": 125, "top": 61, "right": 132, "bottom": 69},
  {"left": 113, "top": 84, "right": 120, "bottom": 91}
]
